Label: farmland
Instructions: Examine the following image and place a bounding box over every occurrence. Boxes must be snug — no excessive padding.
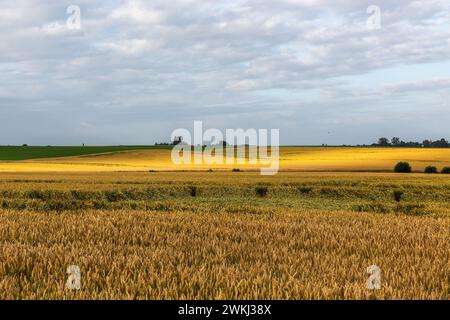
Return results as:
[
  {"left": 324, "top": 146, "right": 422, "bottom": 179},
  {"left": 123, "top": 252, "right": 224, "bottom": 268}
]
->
[
  {"left": 1, "top": 146, "right": 450, "bottom": 172},
  {"left": 0, "top": 171, "right": 448, "bottom": 299}
]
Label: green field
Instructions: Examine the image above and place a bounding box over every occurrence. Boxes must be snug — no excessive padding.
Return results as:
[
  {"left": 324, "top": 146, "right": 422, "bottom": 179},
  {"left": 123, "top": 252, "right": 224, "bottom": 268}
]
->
[{"left": 0, "top": 146, "right": 172, "bottom": 161}]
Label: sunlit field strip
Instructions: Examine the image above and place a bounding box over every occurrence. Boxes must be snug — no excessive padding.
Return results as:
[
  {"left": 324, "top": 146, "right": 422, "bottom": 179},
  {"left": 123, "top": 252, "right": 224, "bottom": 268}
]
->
[{"left": 1, "top": 147, "right": 450, "bottom": 172}]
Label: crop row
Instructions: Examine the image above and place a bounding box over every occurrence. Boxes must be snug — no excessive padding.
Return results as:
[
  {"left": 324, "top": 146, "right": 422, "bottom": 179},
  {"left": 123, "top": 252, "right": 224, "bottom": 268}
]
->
[{"left": 0, "top": 184, "right": 449, "bottom": 202}]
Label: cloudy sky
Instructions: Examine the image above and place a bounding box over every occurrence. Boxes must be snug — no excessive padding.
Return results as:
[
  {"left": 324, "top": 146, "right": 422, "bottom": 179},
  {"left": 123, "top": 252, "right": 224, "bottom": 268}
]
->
[{"left": 1, "top": 0, "right": 449, "bottom": 145}]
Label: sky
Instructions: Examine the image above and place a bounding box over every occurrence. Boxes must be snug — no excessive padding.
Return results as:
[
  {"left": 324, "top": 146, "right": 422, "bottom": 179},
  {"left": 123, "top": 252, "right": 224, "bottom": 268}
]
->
[{"left": 0, "top": 0, "right": 449, "bottom": 146}]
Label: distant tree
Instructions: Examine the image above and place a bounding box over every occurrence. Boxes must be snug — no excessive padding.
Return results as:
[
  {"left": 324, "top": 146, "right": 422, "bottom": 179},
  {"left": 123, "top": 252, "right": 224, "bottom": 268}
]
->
[
  {"left": 391, "top": 137, "right": 401, "bottom": 146},
  {"left": 394, "top": 162, "right": 412, "bottom": 173},
  {"left": 172, "top": 136, "right": 183, "bottom": 145},
  {"left": 22, "top": 144, "right": 28, "bottom": 147},
  {"left": 441, "top": 167, "right": 450, "bottom": 174},
  {"left": 432, "top": 138, "right": 449, "bottom": 148},
  {"left": 378, "top": 137, "right": 390, "bottom": 146},
  {"left": 424, "top": 166, "right": 438, "bottom": 174},
  {"left": 422, "top": 140, "right": 432, "bottom": 148}
]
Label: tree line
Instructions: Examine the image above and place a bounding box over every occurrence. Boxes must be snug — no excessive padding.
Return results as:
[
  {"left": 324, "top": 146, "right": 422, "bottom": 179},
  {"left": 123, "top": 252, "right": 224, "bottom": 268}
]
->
[{"left": 374, "top": 137, "right": 450, "bottom": 148}]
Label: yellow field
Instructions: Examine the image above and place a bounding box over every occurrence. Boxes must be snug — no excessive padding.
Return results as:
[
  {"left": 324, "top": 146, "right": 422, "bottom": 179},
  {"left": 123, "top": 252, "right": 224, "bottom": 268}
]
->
[
  {"left": 0, "top": 171, "right": 448, "bottom": 299},
  {"left": 0, "top": 147, "right": 449, "bottom": 172}
]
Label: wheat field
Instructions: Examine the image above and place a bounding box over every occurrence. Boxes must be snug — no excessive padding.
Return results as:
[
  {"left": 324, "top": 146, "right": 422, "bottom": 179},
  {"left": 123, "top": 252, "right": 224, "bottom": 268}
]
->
[{"left": 0, "top": 171, "right": 448, "bottom": 299}]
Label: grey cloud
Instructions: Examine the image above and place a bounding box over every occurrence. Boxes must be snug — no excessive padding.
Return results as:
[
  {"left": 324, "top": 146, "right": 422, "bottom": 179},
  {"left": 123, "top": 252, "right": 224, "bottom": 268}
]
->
[
  {"left": 385, "top": 78, "right": 450, "bottom": 94},
  {"left": 0, "top": 0, "right": 449, "bottom": 145}
]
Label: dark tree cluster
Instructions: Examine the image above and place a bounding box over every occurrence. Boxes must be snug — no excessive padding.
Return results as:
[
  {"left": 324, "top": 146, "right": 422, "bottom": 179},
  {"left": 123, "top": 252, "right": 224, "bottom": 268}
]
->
[
  {"left": 394, "top": 162, "right": 450, "bottom": 174},
  {"left": 374, "top": 137, "right": 450, "bottom": 148},
  {"left": 154, "top": 142, "right": 172, "bottom": 146},
  {"left": 155, "top": 136, "right": 183, "bottom": 146}
]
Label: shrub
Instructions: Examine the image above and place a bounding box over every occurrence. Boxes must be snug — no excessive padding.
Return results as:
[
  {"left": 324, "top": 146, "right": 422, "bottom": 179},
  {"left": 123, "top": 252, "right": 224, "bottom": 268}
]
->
[
  {"left": 71, "top": 190, "right": 91, "bottom": 201},
  {"left": 232, "top": 168, "right": 241, "bottom": 172},
  {"left": 188, "top": 186, "right": 197, "bottom": 197},
  {"left": 353, "top": 203, "right": 391, "bottom": 214},
  {"left": 393, "top": 190, "right": 403, "bottom": 202},
  {"left": 394, "top": 162, "right": 412, "bottom": 173},
  {"left": 441, "top": 167, "right": 450, "bottom": 174},
  {"left": 93, "top": 200, "right": 110, "bottom": 210},
  {"left": 105, "top": 191, "right": 125, "bottom": 202},
  {"left": 26, "top": 190, "right": 54, "bottom": 201},
  {"left": 424, "top": 166, "right": 438, "bottom": 174},
  {"left": 298, "top": 187, "right": 312, "bottom": 194},
  {"left": 396, "top": 203, "right": 428, "bottom": 216},
  {"left": 255, "top": 186, "right": 268, "bottom": 197}
]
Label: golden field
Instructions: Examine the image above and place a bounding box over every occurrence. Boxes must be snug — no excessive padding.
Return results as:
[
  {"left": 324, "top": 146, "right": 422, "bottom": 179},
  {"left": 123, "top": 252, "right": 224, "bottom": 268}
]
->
[
  {"left": 0, "top": 147, "right": 450, "bottom": 172},
  {"left": 0, "top": 171, "right": 448, "bottom": 299}
]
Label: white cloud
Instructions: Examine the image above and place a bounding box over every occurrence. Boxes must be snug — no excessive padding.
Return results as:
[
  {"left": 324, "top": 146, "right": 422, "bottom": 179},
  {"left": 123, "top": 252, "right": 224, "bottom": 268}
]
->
[{"left": 109, "top": 0, "right": 165, "bottom": 24}]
